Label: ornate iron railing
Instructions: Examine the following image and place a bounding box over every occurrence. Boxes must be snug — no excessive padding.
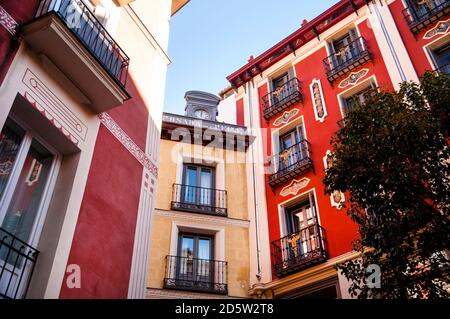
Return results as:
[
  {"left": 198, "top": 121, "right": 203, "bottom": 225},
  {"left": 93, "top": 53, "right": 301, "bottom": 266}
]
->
[
  {"left": 268, "top": 140, "right": 314, "bottom": 188},
  {"left": 402, "top": 0, "right": 450, "bottom": 34},
  {"left": 0, "top": 227, "right": 39, "bottom": 299},
  {"left": 323, "top": 36, "right": 372, "bottom": 83},
  {"left": 436, "top": 62, "right": 450, "bottom": 74},
  {"left": 171, "top": 184, "right": 227, "bottom": 217},
  {"left": 35, "top": 0, "right": 130, "bottom": 89},
  {"left": 163, "top": 255, "right": 227, "bottom": 294},
  {"left": 262, "top": 78, "right": 303, "bottom": 120},
  {"left": 272, "top": 224, "right": 327, "bottom": 278}
]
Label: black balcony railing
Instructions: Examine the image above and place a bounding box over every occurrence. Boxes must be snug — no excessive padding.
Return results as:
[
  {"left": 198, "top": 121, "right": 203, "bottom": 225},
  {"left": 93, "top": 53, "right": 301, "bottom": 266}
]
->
[
  {"left": 324, "top": 36, "right": 372, "bottom": 83},
  {"left": 163, "top": 255, "right": 227, "bottom": 294},
  {"left": 436, "top": 62, "right": 450, "bottom": 74},
  {"left": 171, "top": 184, "right": 227, "bottom": 217},
  {"left": 0, "top": 227, "right": 39, "bottom": 299},
  {"left": 268, "top": 140, "right": 314, "bottom": 188},
  {"left": 403, "top": 0, "right": 450, "bottom": 34},
  {"left": 272, "top": 224, "right": 327, "bottom": 278},
  {"left": 262, "top": 78, "right": 303, "bottom": 120},
  {"left": 35, "top": 0, "right": 130, "bottom": 89}
]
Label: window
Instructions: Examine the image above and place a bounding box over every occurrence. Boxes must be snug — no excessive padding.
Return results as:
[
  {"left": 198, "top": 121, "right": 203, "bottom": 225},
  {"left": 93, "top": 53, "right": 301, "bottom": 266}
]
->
[
  {"left": 411, "top": 0, "right": 447, "bottom": 18},
  {"left": 182, "top": 164, "right": 215, "bottom": 206},
  {"left": 0, "top": 118, "right": 60, "bottom": 297},
  {"left": 285, "top": 199, "right": 315, "bottom": 235},
  {"left": 342, "top": 82, "right": 377, "bottom": 116},
  {"left": 278, "top": 126, "right": 305, "bottom": 170},
  {"left": 283, "top": 194, "right": 320, "bottom": 259},
  {"left": 177, "top": 233, "right": 214, "bottom": 289},
  {"left": 330, "top": 29, "right": 358, "bottom": 66},
  {"left": 432, "top": 43, "right": 450, "bottom": 74}
]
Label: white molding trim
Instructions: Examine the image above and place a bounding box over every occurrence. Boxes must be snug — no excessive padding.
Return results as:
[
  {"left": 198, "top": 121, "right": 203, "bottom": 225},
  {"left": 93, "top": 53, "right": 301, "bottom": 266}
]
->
[
  {"left": 309, "top": 79, "right": 328, "bottom": 123},
  {"left": 155, "top": 209, "right": 250, "bottom": 228},
  {"left": 146, "top": 288, "right": 240, "bottom": 299},
  {"left": 0, "top": 4, "right": 19, "bottom": 36},
  {"left": 98, "top": 112, "right": 158, "bottom": 178}
]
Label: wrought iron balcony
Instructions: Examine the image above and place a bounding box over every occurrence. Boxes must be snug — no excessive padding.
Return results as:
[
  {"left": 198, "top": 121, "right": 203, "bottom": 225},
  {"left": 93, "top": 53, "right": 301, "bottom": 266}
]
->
[
  {"left": 0, "top": 227, "right": 39, "bottom": 299},
  {"left": 403, "top": 0, "right": 450, "bottom": 34},
  {"left": 436, "top": 62, "right": 450, "bottom": 74},
  {"left": 268, "top": 140, "right": 314, "bottom": 188},
  {"left": 22, "top": 0, "right": 130, "bottom": 112},
  {"left": 163, "top": 255, "right": 228, "bottom": 295},
  {"left": 171, "top": 184, "right": 227, "bottom": 217},
  {"left": 323, "top": 36, "right": 372, "bottom": 83},
  {"left": 272, "top": 224, "right": 327, "bottom": 278},
  {"left": 262, "top": 78, "right": 303, "bottom": 121}
]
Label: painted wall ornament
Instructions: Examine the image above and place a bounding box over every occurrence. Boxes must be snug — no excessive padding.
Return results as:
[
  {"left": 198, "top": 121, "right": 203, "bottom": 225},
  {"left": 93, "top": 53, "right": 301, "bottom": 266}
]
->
[
  {"left": 309, "top": 79, "right": 327, "bottom": 123},
  {"left": 423, "top": 19, "right": 450, "bottom": 39},
  {"left": 280, "top": 178, "right": 310, "bottom": 197},
  {"left": 273, "top": 109, "right": 299, "bottom": 127},
  {"left": 330, "top": 190, "right": 345, "bottom": 210},
  {"left": 323, "top": 150, "right": 334, "bottom": 171},
  {"left": 338, "top": 69, "right": 369, "bottom": 89},
  {"left": 0, "top": 4, "right": 19, "bottom": 36}
]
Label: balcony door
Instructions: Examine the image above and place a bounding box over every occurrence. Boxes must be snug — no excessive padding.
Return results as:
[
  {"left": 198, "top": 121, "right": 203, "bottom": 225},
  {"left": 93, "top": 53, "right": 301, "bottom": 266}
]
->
[
  {"left": 331, "top": 29, "right": 358, "bottom": 67},
  {"left": 177, "top": 234, "right": 214, "bottom": 290},
  {"left": 433, "top": 43, "right": 450, "bottom": 74},
  {"left": 271, "top": 72, "right": 290, "bottom": 105},
  {"left": 412, "top": 0, "right": 446, "bottom": 18},
  {"left": 182, "top": 165, "right": 214, "bottom": 207},
  {"left": 284, "top": 196, "right": 319, "bottom": 260},
  {"left": 279, "top": 127, "right": 304, "bottom": 170},
  {"left": 0, "top": 118, "right": 60, "bottom": 298}
]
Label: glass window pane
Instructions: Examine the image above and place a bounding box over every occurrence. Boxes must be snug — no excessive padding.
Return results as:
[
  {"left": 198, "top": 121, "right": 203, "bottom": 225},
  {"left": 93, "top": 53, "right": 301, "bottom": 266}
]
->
[
  {"left": 0, "top": 121, "right": 25, "bottom": 201},
  {"left": 184, "top": 167, "right": 197, "bottom": 203},
  {"left": 200, "top": 169, "right": 212, "bottom": 205},
  {"left": 1, "top": 139, "right": 53, "bottom": 243}
]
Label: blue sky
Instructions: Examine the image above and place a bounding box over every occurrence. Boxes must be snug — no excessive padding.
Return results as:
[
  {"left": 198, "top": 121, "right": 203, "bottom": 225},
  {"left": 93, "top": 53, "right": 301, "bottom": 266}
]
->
[{"left": 164, "top": 0, "right": 340, "bottom": 113}]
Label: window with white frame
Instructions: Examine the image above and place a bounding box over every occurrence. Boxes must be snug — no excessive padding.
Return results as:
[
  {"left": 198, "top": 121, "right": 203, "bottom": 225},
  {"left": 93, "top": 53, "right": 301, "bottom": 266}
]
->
[
  {"left": 431, "top": 42, "right": 450, "bottom": 74},
  {"left": 341, "top": 81, "right": 377, "bottom": 116}
]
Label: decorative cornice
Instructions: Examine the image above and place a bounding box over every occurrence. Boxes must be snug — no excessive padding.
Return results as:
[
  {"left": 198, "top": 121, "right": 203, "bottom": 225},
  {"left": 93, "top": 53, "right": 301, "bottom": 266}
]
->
[
  {"left": 338, "top": 69, "right": 369, "bottom": 89},
  {"left": 280, "top": 178, "right": 310, "bottom": 197},
  {"left": 154, "top": 209, "right": 250, "bottom": 228},
  {"left": 146, "top": 288, "right": 240, "bottom": 299},
  {"left": 273, "top": 109, "right": 299, "bottom": 127},
  {"left": 423, "top": 19, "right": 450, "bottom": 39},
  {"left": 248, "top": 251, "right": 360, "bottom": 297},
  {"left": 98, "top": 112, "right": 158, "bottom": 178},
  {"left": 0, "top": 4, "right": 19, "bottom": 36}
]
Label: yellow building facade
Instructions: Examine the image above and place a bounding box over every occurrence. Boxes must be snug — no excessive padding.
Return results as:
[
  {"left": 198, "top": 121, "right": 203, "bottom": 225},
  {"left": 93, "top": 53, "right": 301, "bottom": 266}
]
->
[{"left": 146, "top": 91, "right": 254, "bottom": 299}]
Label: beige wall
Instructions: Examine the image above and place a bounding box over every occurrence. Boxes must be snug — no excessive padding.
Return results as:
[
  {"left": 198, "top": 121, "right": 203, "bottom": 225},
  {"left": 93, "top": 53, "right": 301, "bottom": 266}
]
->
[
  {"left": 156, "top": 139, "right": 249, "bottom": 221},
  {"left": 147, "top": 139, "right": 251, "bottom": 298}
]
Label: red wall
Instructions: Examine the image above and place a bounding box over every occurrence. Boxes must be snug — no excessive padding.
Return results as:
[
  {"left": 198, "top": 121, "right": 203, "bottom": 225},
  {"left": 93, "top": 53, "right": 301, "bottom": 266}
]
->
[
  {"left": 236, "top": 98, "right": 245, "bottom": 126},
  {"left": 59, "top": 76, "right": 149, "bottom": 298},
  {"left": 259, "top": 18, "right": 394, "bottom": 271},
  {"left": 59, "top": 125, "right": 143, "bottom": 299},
  {"left": 0, "top": 0, "right": 39, "bottom": 85}
]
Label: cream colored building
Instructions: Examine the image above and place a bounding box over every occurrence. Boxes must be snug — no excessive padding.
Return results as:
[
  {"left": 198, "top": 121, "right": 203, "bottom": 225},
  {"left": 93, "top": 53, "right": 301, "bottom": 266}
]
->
[{"left": 146, "top": 91, "right": 255, "bottom": 298}]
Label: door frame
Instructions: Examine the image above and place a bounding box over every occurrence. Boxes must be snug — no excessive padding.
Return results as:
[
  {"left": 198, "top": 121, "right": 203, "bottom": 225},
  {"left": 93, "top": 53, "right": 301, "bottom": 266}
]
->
[{"left": 0, "top": 114, "right": 61, "bottom": 249}]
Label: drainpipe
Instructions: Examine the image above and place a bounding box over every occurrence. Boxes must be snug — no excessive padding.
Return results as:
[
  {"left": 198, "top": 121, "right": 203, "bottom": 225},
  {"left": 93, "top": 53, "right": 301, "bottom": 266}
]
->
[{"left": 247, "top": 79, "right": 263, "bottom": 281}]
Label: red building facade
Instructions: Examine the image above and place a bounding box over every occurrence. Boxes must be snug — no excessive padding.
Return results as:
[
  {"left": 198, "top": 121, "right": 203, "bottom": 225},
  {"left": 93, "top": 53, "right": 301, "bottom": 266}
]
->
[
  {"left": 227, "top": 0, "right": 449, "bottom": 298},
  {"left": 0, "top": 0, "right": 187, "bottom": 299}
]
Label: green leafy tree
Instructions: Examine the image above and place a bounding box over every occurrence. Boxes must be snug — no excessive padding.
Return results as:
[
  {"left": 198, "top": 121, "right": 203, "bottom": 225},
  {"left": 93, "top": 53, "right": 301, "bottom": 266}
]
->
[{"left": 324, "top": 71, "right": 450, "bottom": 299}]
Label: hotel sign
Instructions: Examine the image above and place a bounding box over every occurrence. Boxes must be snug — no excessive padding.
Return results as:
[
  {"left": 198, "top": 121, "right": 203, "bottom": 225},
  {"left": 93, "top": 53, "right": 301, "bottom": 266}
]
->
[{"left": 163, "top": 113, "right": 251, "bottom": 136}]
